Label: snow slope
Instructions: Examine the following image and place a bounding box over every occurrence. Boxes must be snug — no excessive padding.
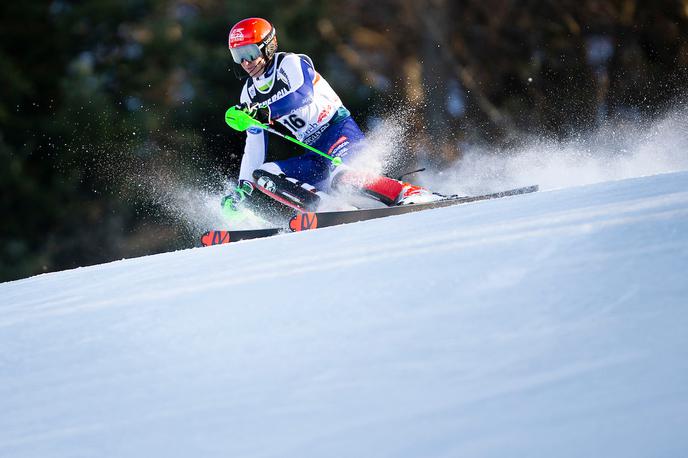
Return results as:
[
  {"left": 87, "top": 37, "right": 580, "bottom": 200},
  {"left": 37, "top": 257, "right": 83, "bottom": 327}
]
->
[{"left": 1, "top": 171, "right": 687, "bottom": 457}]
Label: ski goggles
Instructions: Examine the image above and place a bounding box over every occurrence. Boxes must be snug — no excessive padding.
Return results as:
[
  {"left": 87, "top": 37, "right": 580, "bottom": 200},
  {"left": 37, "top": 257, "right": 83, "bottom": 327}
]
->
[{"left": 230, "top": 44, "right": 263, "bottom": 64}]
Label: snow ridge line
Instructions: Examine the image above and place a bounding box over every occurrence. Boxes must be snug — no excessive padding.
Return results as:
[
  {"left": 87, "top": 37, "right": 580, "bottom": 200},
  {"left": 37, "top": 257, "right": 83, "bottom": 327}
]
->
[{"left": 0, "top": 190, "right": 686, "bottom": 327}]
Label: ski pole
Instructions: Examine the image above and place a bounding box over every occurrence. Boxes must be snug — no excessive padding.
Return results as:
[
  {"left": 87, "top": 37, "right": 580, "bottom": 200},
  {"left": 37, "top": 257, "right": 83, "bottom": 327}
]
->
[{"left": 225, "top": 106, "right": 343, "bottom": 167}]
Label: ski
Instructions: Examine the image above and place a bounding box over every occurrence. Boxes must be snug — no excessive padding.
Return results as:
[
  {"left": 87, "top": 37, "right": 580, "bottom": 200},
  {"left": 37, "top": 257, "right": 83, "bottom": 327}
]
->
[
  {"left": 288, "top": 185, "right": 539, "bottom": 231},
  {"left": 200, "top": 228, "right": 283, "bottom": 246},
  {"left": 201, "top": 185, "right": 538, "bottom": 245}
]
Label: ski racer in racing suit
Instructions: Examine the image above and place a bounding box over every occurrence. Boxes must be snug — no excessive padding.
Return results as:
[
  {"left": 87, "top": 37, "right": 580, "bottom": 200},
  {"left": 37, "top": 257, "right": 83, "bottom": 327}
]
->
[{"left": 222, "top": 17, "right": 437, "bottom": 219}]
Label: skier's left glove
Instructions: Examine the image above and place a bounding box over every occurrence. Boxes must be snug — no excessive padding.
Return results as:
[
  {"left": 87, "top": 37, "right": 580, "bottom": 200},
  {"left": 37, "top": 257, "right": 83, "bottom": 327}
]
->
[
  {"left": 235, "top": 102, "right": 271, "bottom": 125},
  {"left": 221, "top": 180, "right": 254, "bottom": 221}
]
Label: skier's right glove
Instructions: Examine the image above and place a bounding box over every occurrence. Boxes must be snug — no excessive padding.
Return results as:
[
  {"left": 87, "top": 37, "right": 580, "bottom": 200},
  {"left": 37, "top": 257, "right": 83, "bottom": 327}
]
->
[
  {"left": 234, "top": 102, "right": 271, "bottom": 125},
  {"left": 221, "top": 180, "right": 254, "bottom": 221}
]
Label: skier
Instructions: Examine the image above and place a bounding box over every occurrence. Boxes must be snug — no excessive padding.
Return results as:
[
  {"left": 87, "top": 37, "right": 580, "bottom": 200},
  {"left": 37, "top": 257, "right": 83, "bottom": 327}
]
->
[{"left": 222, "top": 17, "right": 439, "bottom": 219}]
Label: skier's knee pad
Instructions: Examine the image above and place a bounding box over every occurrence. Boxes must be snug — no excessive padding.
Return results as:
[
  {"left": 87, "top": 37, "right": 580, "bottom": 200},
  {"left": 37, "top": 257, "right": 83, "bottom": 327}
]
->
[
  {"left": 331, "top": 170, "right": 403, "bottom": 206},
  {"left": 252, "top": 168, "right": 321, "bottom": 211}
]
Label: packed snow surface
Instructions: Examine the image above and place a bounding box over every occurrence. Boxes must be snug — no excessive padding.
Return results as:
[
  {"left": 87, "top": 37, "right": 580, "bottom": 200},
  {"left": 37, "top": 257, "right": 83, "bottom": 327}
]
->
[{"left": 1, "top": 171, "right": 687, "bottom": 457}]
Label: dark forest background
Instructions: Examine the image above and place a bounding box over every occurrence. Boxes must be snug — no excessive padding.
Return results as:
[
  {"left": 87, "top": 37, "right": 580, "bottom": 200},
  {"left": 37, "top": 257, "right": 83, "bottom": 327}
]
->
[{"left": 1, "top": 0, "right": 687, "bottom": 282}]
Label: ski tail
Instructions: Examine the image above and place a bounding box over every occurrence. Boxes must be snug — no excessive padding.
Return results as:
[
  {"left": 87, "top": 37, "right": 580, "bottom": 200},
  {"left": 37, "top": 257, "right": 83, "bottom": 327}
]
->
[{"left": 200, "top": 228, "right": 283, "bottom": 246}]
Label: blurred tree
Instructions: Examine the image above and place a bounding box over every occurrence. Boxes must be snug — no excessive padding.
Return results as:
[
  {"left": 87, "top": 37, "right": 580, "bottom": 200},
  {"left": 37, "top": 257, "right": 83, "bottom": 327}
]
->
[{"left": 1, "top": 0, "right": 686, "bottom": 282}]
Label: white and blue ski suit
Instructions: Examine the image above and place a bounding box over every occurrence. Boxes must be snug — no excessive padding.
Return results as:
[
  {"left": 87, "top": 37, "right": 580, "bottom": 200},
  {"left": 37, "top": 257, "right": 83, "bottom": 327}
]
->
[{"left": 237, "top": 52, "right": 365, "bottom": 191}]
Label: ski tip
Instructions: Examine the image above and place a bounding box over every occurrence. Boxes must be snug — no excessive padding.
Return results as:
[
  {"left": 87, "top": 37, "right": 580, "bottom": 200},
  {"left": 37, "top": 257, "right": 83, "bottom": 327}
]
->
[
  {"left": 289, "top": 212, "right": 318, "bottom": 232},
  {"left": 200, "top": 230, "right": 232, "bottom": 246}
]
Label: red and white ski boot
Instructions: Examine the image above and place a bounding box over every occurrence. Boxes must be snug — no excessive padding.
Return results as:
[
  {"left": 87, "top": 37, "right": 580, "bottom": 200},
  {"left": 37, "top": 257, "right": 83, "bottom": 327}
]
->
[
  {"left": 333, "top": 171, "right": 444, "bottom": 206},
  {"left": 395, "top": 183, "right": 445, "bottom": 205}
]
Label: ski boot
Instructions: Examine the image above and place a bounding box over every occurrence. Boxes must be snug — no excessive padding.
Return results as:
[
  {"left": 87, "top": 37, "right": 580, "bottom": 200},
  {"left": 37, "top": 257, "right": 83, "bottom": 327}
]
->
[
  {"left": 395, "top": 183, "right": 445, "bottom": 205},
  {"left": 332, "top": 170, "right": 444, "bottom": 206}
]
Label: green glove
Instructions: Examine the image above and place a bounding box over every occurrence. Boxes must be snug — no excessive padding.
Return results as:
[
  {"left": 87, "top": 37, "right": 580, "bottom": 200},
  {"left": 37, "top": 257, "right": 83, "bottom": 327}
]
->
[
  {"left": 225, "top": 104, "right": 270, "bottom": 131},
  {"left": 221, "top": 180, "right": 254, "bottom": 221}
]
